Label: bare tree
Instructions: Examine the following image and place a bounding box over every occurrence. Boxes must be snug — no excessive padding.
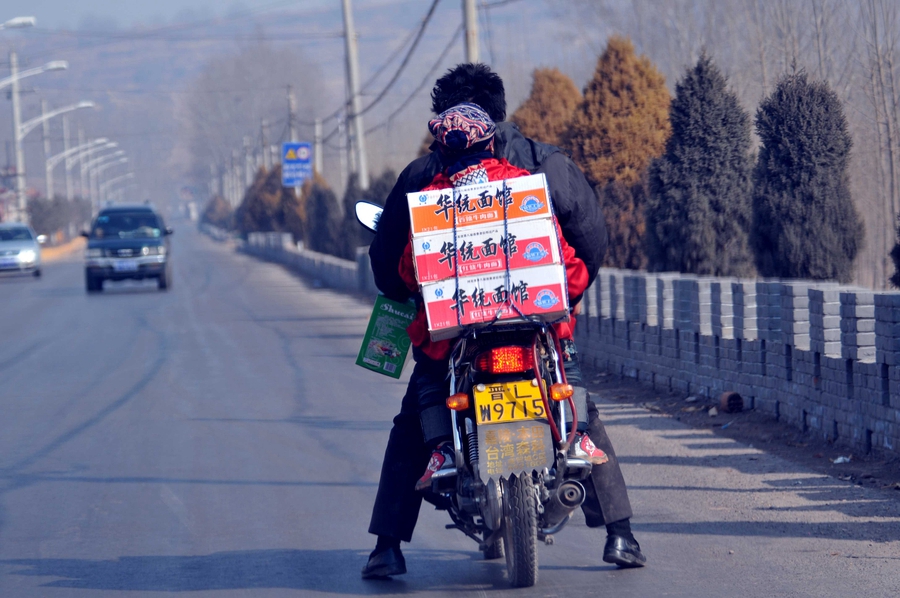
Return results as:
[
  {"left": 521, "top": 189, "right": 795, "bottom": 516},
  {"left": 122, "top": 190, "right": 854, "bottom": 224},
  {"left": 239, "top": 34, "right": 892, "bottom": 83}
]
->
[{"left": 173, "top": 39, "right": 325, "bottom": 189}]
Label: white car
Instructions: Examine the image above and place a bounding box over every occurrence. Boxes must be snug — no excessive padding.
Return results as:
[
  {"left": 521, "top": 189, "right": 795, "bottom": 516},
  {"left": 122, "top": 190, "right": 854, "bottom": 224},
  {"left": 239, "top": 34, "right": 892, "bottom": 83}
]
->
[{"left": 0, "top": 223, "right": 45, "bottom": 277}]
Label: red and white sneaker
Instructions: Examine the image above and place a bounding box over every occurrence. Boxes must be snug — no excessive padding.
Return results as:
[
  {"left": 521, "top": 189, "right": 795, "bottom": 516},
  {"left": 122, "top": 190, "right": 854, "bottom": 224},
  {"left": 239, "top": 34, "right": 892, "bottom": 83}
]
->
[
  {"left": 571, "top": 432, "right": 609, "bottom": 465},
  {"left": 415, "top": 444, "right": 455, "bottom": 491}
]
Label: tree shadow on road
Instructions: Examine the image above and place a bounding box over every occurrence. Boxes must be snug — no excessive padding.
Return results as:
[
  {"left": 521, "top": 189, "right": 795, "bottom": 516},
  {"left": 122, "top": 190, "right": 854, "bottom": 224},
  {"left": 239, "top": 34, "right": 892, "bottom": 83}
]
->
[{"left": 0, "top": 548, "right": 514, "bottom": 593}]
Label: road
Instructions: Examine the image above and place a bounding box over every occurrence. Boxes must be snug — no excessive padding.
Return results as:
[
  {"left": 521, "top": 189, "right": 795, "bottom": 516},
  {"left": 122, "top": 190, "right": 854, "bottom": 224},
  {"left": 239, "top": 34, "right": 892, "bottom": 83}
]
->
[{"left": 0, "top": 225, "right": 898, "bottom": 597}]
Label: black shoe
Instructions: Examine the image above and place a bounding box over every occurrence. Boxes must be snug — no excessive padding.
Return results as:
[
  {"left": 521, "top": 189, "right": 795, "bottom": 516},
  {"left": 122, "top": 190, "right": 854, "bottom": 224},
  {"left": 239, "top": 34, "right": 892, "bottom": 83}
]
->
[
  {"left": 361, "top": 545, "right": 407, "bottom": 579},
  {"left": 603, "top": 535, "right": 646, "bottom": 568}
]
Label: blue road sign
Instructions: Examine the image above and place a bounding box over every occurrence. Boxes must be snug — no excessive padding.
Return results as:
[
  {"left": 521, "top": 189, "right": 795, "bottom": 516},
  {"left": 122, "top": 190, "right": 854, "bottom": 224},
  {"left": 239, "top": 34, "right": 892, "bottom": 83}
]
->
[{"left": 282, "top": 142, "right": 313, "bottom": 187}]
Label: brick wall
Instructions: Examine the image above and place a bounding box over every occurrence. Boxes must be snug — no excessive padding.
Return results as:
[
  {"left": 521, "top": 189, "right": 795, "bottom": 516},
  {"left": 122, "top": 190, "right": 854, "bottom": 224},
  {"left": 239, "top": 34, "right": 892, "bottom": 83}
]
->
[
  {"left": 576, "top": 269, "right": 900, "bottom": 456},
  {"left": 234, "top": 229, "right": 900, "bottom": 458}
]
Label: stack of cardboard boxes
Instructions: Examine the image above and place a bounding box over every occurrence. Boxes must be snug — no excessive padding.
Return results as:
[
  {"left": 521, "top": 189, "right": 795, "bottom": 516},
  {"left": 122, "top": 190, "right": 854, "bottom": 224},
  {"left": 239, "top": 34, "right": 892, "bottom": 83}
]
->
[{"left": 406, "top": 173, "right": 570, "bottom": 340}]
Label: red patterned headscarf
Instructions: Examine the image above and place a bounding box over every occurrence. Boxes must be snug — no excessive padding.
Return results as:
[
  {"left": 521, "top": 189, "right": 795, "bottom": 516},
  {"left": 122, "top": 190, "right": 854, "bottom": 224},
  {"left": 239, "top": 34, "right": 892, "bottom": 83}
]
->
[
  {"left": 428, "top": 103, "right": 496, "bottom": 186},
  {"left": 428, "top": 102, "right": 496, "bottom": 150}
]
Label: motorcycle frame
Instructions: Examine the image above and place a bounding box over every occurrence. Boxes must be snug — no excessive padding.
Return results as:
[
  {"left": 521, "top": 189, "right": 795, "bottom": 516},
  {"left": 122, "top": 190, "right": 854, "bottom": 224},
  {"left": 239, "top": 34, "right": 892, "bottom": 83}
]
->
[{"left": 437, "top": 322, "right": 588, "bottom": 547}]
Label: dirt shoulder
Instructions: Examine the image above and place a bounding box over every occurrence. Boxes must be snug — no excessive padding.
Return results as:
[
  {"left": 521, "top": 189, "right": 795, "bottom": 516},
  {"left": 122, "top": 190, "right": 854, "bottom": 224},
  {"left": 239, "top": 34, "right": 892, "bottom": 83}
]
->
[
  {"left": 42, "top": 237, "right": 85, "bottom": 262},
  {"left": 583, "top": 368, "right": 900, "bottom": 497}
]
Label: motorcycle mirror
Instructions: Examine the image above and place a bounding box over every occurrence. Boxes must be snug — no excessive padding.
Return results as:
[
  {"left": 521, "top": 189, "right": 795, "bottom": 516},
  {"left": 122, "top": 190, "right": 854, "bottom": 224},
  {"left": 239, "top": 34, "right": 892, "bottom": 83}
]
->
[{"left": 355, "top": 201, "right": 383, "bottom": 233}]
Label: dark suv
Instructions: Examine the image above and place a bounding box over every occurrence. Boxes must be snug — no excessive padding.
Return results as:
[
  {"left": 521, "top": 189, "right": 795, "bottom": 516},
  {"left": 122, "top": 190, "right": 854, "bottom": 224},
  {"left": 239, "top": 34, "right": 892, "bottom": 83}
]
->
[{"left": 83, "top": 205, "right": 173, "bottom": 292}]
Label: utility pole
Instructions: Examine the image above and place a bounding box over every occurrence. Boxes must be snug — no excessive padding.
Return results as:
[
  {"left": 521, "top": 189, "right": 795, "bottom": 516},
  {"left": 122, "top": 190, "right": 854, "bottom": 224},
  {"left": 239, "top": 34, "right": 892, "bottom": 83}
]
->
[
  {"left": 63, "top": 116, "right": 73, "bottom": 200},
  {"left": 41, "top": 100, "right": 52, "bottom": 198},
  {"left": 78, "top": 127, "right": 87, "bottom": 198},
  {"left": 314, "top": 118, "right": 323, "bottom": 175},
  {"left": 341, "top": 0, "right": 369, "bottom": 189},
  {"left": 243, "top": 136, "right": 252, "bottom": 187},
  {"left": 209, "top": 163, "right": 217, "bottom": 198},
  {"left": 287, "top": 85, "right": 298, "bottom": 142},
  {"left": 338, "top": 116, "right": 347, "bottom": 189},
  {"left": 261, "top": 119, "right": 269, "bottom": 171},
  {"left": 232, "top": 149, "right": 241, "bottom": 206},
  {"left": 464, "top": 0, "right": 479, "bottom": 63},
  {"left": 10, "top": 52, "right": 26, "bottom": 216},
  {"left": 287, "top": 85, "right": 301, "bottom": 196}
]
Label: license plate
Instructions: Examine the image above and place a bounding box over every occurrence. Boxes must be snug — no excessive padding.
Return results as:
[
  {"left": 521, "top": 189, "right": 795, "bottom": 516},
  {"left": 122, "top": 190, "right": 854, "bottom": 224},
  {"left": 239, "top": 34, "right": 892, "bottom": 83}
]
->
[
  {"left": 113, "top": 259, "right": 139, "bottom": 272},
  {"left": 474, "top": 380, "right": 547, "bottom": 425},
  {"left": 0, "top": 258, "right": 17, "bottom": 268}
]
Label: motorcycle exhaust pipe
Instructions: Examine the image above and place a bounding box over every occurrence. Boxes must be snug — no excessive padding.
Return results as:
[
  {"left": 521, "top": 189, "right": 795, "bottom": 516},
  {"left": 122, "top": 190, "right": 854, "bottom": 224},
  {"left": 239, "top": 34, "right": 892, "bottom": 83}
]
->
[{"left": 542, "top": 480, "right": 586, "bottom": 531}]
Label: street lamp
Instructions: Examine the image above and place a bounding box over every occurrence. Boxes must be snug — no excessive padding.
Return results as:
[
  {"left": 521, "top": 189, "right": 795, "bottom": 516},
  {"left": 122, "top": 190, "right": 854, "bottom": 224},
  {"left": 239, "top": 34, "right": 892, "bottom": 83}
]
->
[
  {"left": 99, "top": 172, "right": 134, "bottom": 203},
  {"left": 0, "top": 16, "right": 36, "bottom": 30},
  {"left": 18, "top": 100, "right": 96, "bottom": 197},
  {"left": 2, "top": 52, "right": 68, "bottom": 218},
  {"left": 45, "top": 137, "right": 107, "bottom": 202},
  {"left": 82, "top": 150, "right": 125, "bottom": 173},
  {"left": 86, "top": 156, "right": 127, "bottom": 204},
  {"left": 72, "top": 142, "right": 117, "bottom": 198},
  {"left": 20, "top": 101, "right": 94, "bottom": 139}
]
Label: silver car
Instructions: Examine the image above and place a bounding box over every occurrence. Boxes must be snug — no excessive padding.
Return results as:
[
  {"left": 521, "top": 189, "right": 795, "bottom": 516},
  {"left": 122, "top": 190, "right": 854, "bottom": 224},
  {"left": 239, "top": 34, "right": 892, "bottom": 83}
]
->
[{"left": 0, "top": 223, "right": 45, "bottom": 277}]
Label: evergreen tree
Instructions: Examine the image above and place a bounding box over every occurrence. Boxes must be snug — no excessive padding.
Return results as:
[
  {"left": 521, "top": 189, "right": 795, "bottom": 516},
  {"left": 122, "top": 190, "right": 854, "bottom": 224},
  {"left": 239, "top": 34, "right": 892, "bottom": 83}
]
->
[
  {"left": 338, "top": 170, "right": 397, "bottom": 259},
  {"left": 890, "top": 225, "right": 900, "bottom": 287},
  {"left": 339, "top": 174, "right": 364, "bottom": 259},
  {"left": 564, "top": 36, "right": 671, "bottom": 269},
  {"left": 598, "top": 174, "right": 651, "bottom": 269},
  {"left": 646, "top": 53, "right": 754, "bottom": 276},
  {"left": 511, "top": 68, "right": 582, "bottom": 147},
  {"left": 305, "top": 175, "right": 342, "bottom": 257},
  {"left": 281, "top": 175, "right": 307, "bottom": 244},
  {"left": 235, "top": 167, "right": 285, "bottom": 237},
  {"left": 752, "top": 71, "right": 864, "bottom": 282},
  {"left": 201, "top": 195, "right": 234, "bottom": 229}
]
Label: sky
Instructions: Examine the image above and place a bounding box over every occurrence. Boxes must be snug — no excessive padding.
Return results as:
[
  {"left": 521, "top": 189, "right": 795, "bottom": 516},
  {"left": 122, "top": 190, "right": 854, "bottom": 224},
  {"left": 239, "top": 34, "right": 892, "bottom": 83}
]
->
[
  {"left": 4, "top": 0, "right": 335, "bottom": 30},
  {"left": 0, "top": 0, "right": 603, "bottom": 204}
]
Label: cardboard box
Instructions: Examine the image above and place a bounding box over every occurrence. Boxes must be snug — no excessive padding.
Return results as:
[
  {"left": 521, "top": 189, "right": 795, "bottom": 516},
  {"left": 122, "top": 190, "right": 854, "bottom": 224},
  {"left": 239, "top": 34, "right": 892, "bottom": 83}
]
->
[
  {"left": 421, "top": 264, "right": 570, "bottom": 341},
  {"left": 412, "top": 217, "right": 562, "bottom": 283},
  {"left": 356, "top": 295, "right": 416, "bottom": 378},
  {"left": 407, "top": 173, "right": 552, "bottom": 236}
]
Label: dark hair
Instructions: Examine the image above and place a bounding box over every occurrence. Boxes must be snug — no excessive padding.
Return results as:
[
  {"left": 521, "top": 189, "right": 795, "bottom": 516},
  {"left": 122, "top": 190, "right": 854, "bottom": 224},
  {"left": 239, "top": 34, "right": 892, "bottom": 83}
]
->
[{"left": 431, "top": 63, "right": 506, "bottom": 122}]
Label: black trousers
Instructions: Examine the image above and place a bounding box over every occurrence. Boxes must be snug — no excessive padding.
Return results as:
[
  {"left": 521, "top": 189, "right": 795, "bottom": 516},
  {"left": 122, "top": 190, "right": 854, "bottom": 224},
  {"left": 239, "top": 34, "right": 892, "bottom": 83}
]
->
[{"left": 368, "top": 355, "right": 634, "bottom": 542}]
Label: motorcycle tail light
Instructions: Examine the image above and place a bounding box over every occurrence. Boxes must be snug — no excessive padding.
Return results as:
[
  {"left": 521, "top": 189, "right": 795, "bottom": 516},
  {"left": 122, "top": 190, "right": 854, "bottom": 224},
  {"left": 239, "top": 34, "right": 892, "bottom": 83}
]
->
[
  {"left": 475, "top": 346, "right": 534, "bottom": 374},
  {"left": 446, "top": 393, "right": 469, "bottom": 411},
  {"left": 550, "top": 383, "right": 574, "bottom": 401}
]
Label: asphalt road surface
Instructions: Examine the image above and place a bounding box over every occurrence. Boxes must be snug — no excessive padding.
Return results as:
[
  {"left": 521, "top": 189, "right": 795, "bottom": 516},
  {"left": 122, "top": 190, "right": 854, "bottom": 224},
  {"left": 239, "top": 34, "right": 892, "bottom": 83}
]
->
[{"left": 1, "top": 225, "right": 898, "bottom": 597}]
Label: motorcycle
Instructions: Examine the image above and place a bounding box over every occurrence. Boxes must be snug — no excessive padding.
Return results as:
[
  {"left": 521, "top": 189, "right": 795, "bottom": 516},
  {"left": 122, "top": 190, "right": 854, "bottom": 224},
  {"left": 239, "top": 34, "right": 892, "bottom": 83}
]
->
[{"left": 357, "top": 201, "right": 592, "bottom": 588}]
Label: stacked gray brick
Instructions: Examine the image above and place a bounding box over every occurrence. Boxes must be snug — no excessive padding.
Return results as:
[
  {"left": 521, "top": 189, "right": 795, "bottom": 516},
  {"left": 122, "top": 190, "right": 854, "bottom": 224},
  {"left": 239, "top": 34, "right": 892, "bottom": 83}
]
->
[
  {"left": 753, "top": 281, "right": 780, "bottom": 415},
  {"left": 730, "top": 281, "right": 760, "bottom": 403},
  {"left": 809, "top": 288, "right": 842, "bottom": 358},
  {"left": 841, "top": 291, "right": 876, "bottom": 363},
  {"left": 875, "top": 294, "right": 900, "bottom": 418},
  {"left": 874, "top": 293, "right": 900, "bottom": 451},
  {"left": 561, "top": 266, "right": 899, "bottom": 458},
  {"left": 656, "top": 274, "right": 677, "bottom": 389},
  {"left": 694, "top": 279, "right": 718, "bottom": 397}
]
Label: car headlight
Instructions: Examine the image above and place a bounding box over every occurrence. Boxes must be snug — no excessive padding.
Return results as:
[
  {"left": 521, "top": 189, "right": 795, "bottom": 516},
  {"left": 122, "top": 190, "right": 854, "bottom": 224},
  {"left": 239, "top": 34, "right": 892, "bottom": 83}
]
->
[
  {"left": 86, "top": 248, "right": 103, "bottom": 258},
  {"left": 18, "top": 249, "right": 36, "bottom": 263},
  {"left": 145, "top": 245, "right": 165, "bottom": 255}
]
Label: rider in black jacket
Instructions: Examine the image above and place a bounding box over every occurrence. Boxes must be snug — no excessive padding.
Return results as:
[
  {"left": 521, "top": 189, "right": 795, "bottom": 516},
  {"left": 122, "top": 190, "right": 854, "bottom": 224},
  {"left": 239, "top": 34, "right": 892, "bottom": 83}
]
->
[{"left": 363, "top": 63, "right": 646, "bottom": 579}]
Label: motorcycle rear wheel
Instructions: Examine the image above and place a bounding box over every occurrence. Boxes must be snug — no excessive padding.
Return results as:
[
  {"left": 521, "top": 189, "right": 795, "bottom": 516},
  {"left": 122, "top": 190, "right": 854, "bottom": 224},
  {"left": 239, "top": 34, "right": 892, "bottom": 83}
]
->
[{"left": 502, "top": 474, "right": 538, "bottom": 587}]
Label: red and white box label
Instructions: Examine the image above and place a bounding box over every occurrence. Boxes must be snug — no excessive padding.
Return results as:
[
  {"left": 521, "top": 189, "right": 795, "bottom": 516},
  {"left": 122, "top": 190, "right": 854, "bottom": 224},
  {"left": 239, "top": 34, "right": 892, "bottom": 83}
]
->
[
  {"left": 412, "top": 218, "right": 562, "bottom": 283},
  {"left": 421, "top": 264, "right": 570, "bottom": 341},
  {"left": 407, "top": 173, "right": 552, "bottom": 236}
]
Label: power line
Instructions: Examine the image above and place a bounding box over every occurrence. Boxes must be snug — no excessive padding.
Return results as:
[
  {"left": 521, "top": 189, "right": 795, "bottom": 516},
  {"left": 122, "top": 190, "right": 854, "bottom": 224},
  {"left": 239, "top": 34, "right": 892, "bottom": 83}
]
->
[
  {"left": 366, "top": 22, "right": 463, "bottom": 135},
  {"left": 314, "top": 0, "right": 444, "bottom": 131},
  {"left": 353, "top": 0, "right": 442, "bottom": 119}
]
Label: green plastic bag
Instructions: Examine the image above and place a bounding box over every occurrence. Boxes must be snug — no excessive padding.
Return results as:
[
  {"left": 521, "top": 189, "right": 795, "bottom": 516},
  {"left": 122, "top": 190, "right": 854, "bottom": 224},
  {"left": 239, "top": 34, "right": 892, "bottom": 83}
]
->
[{"left": 356, "top": 295, "right": 416, "bottom": 378}]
